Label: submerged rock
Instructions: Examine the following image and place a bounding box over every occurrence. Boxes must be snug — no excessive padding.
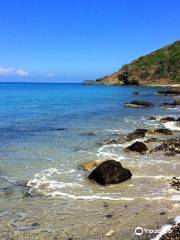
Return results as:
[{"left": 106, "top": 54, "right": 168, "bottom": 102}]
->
[
  {"left": 125, "top": 100, "right": 153, "bottom": 108},
  {"left": 88, "top": 160, "right": 132, "bottom": 185},
  {"left": 126, "top": 141, "right": 148, "bottom": 154},
  {"left": 79, "top": 160, "right": 102, "bottom": 171},
  {"left": 133, "top": 92, "right": 140, "bottom": 95},
  {"left": 158, "top": 90, "right": 180, "bottom": 96},
  {"left": 161, "top": 99, "right": 180, "bottom": 107},
  {"left": 160, "top": 117, "right": 176, "bottom": 123},
  {"left": 149, "top": 116, "right": 156, "bottom": 120},
  {"left": 154, "top": 128, "right": 172, "bottom": 135},
  {"left": 80, "top": 132, "right": 96, "bottom": 136}
]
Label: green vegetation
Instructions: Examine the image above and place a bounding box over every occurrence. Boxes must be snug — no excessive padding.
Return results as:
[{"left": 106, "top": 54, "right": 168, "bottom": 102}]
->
[{"left": 125, "top": 40, "right": 180, "bottom": 83}]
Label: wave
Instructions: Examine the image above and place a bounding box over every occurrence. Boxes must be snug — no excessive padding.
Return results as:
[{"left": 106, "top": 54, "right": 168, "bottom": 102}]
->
[{"left": 164, "top": 121, "right": 180, "bottom": 131}]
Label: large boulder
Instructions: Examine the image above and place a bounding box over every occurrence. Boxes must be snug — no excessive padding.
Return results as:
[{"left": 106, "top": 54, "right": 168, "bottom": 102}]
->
[
  {"left": 88, "top": 160, "right": 132, "bottom": 185},
  {"left": 125, "top": 100, "right": 153, "bottom": 108},
  {"left": 126, "top": 141, "right": 148, "bottom": 154}
]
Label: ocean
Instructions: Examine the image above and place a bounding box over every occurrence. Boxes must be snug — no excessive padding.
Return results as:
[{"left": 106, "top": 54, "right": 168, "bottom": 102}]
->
[{"left": 0, "top": 83, "right": 179, "bottom": 238}]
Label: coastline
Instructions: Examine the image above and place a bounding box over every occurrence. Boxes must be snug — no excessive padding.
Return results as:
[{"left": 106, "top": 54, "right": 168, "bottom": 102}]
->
[{"left": 0, "top": 84, "right": 179, "bottom": 240}]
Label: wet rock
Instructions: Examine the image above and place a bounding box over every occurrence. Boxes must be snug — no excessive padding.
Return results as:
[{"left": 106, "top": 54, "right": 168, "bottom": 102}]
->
[
  {"left": 56, "top": 128, "right": 68, "bottom": 131},
  {"left": 133, "top": 92, "right": 140, "bottom": 95},
  {"left": 88, "top": 160, "right": 132, "bottom": 185},
  {"left": 125, "top": 100, "right": 153, "bottom": 108},
  {"left": 79, "top": 160, "right": 102, "bottom": 171},
  {"left": 160, "top": 117, "right": 176, "bottom": 123},
  {"left": 106, "top": 214, "right": 113, "bottom": 218},
  {"left": 144, "top": 137, "right": 158, "bottom": 143},
  {"left": 80, "top": 132, "right": 96, "bottom": 136},
  {"left": 158, "top": 90, "right": 180, "bottom": 96},
  {"left": 104, "top": 129, "right": 148, "bottom": 145},
  {"left": 170, "top": 177, "right": 180, "bottom": 191},
  {"left": 152, "top": 138, "right": 180, "bottom": 154},
  {"left": 149, "top": 116, "right": 156, "bottom": 120},
  {"left": 161, "top": 99, "right": 180, "bottom": 107},
  {"left": 159, "top": 223, "right": 180, "bottom": 240},
  {"left": 126, "top": 129, "right": 147, "bottom": 141},
  {"left": 126, "top": 141, "right": 148, "bottom": 154},
  {"left": 154, "top": 128, "right": 172, "bottom": 135}
]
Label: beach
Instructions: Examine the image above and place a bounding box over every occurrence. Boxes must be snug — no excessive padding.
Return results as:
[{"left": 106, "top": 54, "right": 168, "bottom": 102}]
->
[{"left": 0, "top": 83, "right": 179, "bottom": 239}]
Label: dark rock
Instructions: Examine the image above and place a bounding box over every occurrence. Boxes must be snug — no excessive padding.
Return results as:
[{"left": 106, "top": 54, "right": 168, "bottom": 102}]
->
[
  {"left": 126, "top": 129, "right": 148, "bottom": 141},
  {"left": 154, "top": 128, "right": 172, "bottom": 135},
  {"left": 88, "top": 160, "right": 132, "bottom": 185},
  {"left": 149, "top": 116, "right": 156, "bottom": 120},
  {"left": 106, "top": 214, "right": 113, "bottom": 218},
  {"left": 170, "top": 177, "right": 180, "bottom": 191},
  {"left": 160, "top": 211, "right": 166, "bottom": 215},
  {"left": 133, "top": 92, "right": 140, "bottom": 95},
  {"left": 144, "top": 138, "right": 158, "bottom": 143},
  {"left": 161, "top": 99, "right": 180, "bottom": 107},
  {"left": 125, "top": 100, "right": 153, "bottom": 108},
  {"left": 160, "top": 117, "right": 176, "bottom": 123},
  {"left": 158, "top": 90, "right": 180, "bottom": 96},
  {"left": 80, "top": 132, "right": 96, "bottom": 136},
  {"left": 126, "top": 141, "right": 148, "bottom": 154},
  {"left": 159, "top": 223, "right": 180, "bottom": 240},
  {"left": 56, "top": 128, "right": 67, "bottom": 131},
  {"left": 152, "top": 138, "right": 180, "bottom": 154}
]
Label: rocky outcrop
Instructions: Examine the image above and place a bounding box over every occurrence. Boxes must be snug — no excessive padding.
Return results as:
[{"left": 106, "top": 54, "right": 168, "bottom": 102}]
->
[
  {"left": 152, "top": 138, "right": 180, "bottom": 154},
  {"left": 125, "top": 100, "right": 153, "bottom": 108},
  {"left": 88, "top": 160, "right": 132, "bottom": 185},
  {"left": 170, "top": 177, "right": 180, "bottom": 191},
  {"left": 160, "top": 117, "right": 176, "bottom": 122},
  {"left": 161, "top": 99, "right": 180, "bottom": 107},
  {"left": 153, "top": 128, "right": 172, "bottom": 135},
  {"left": 158, "top": 90, "right": 180, "bottom": 96},
  {"left": 93, "top": 40, "right": 180, "bottom": 86},
  {"left": 126, "top": 141, "right": 148, "bottom": 154}
]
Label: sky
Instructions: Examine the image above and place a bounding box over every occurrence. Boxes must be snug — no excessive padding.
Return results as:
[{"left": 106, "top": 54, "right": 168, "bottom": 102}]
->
[{"left": 0, "top": 0, "right": 179, "bottom": 82}]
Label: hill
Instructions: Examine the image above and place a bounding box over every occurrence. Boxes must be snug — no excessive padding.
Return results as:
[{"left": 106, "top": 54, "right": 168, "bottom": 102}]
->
[{"left": 93, "top": 40, "right": 180, "bottom": 86}]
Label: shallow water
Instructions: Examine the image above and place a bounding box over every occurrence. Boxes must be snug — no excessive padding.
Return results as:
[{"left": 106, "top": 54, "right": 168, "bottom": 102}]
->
[{"left": 0, "top": 83, "right": 179, "bottom": 239}]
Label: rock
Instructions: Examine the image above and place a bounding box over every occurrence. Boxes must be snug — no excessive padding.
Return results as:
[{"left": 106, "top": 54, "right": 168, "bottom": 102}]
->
[
  {"left": 174, "top": 98, "right": 180, "bottom": 105},
  {"left": 104, "top": 129, "right": 148, "bottom": 145},
  {"left": 126, "top": 129, "right": 148, "bottom": 141},
  {"left": 125, "top": 100, "right": 153, "bottom": 108},
  {"left": 154, "top": 128, "right": 172, "bottom": 135},
  {"left": 126, "top": 141, "right": 148, "bottom": 154},
  {"left": 160, "top": 117, "right": 176, "bottom": 123},
  {"left": 152, "top": 138, "right": 180, "bottom": 154},
  {"left": 56, "top": 128, "right": 68, "bottom": 131},
  {"left": 79, "top": 160, "right": 102, "bottom": 171},
  {"left": 133, "top": 92, "right": 140, "bottom": 95},
  {"left": 149, "top": 116, "right": 156, "bottom": 120},
  {"left": 161, "top": 99, "right": 180, "bottom": 107},
  {"left": 159, "top": 223, "right": 180, "bottom": 240},
  {"left": 106, "top": 214, "right": 113, "bottom": 218},
  {"left": 80, "top": 132, "right": 96, "bottom": 136},
  {"left": 88, "top": 160, "right": 132, "bottom": 185},
  {"left": 105, "top": 230, "right": 114, "bottom": 237},
  {"left": 170, "top": 177, "right": 180, "bottom": 191},
  {"left": 158, "top": 90, "right": 180, "bottom": 96}
]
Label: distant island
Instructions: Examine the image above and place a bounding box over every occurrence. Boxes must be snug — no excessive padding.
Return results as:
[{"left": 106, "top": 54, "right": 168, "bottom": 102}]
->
[{"left": 83, "top": 40, "right": 180, "bottom": 86}]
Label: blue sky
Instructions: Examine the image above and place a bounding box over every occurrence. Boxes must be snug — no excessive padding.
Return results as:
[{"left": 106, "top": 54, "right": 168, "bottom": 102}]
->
[{"left": 0, "top": 0, "right": 179, "bottom": 82}]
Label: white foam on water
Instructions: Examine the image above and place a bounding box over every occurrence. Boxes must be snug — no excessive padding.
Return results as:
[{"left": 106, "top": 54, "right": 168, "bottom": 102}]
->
[
  {"left": 133, "top": 175, "right": 174, "bottom": 179},
  {"left": 96, "top": 144, "right": 126, "bottom": 161},
  {"left": 171, "top": 195, "right": 180, "bottom": 201},
  {"left": 164, "top": 121, "right": 180, "bottom": 131},
  {"left": 151, "top": 224, "right": 173, "bottom": 240},
  {"left": 151, "top": 215, "right": 180, "bottom": 240}
]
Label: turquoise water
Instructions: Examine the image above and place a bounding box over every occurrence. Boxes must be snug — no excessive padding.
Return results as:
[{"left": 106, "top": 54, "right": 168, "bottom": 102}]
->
[{"left": 0, "top": 83, "right": 179, "bottom": 200}]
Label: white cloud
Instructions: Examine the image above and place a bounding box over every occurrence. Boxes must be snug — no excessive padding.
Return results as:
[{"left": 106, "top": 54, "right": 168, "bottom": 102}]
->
[
  {"left": 48, "top": 73, "right": 54, "bottom": 78},
  {"left": 0, "top": 66, "right": 29, "bottom": 77}
]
